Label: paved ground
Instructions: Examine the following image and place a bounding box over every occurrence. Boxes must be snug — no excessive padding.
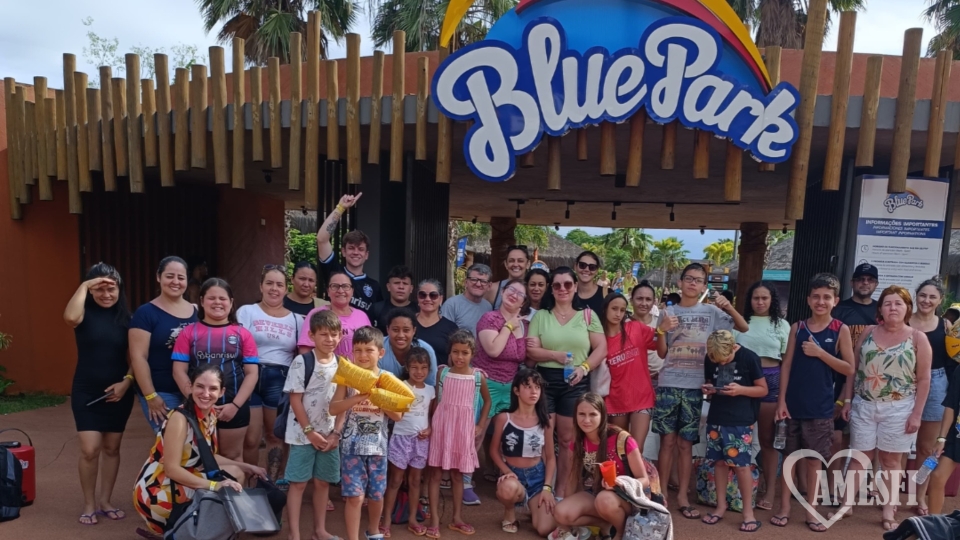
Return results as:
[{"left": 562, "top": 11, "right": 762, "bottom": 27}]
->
[{"left": 1, "top": 403, "right": 955, "bottom": 539}]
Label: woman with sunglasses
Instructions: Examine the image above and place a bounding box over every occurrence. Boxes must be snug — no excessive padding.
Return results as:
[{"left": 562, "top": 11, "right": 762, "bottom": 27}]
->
[
  {"left": 297, "top": 270, "right": 371, "bottom": 360},
  {"left": 414, "top": 279, "right": 459, "bottom": 363},
  {"left": 486, "top": 246, "right": 531, "bottom": 308},
  {"left": 573, "top": 251, "right": 605, "bottom": 315},
  {"left": 527, "top": 267, "right": 607, "bottom": 498}
]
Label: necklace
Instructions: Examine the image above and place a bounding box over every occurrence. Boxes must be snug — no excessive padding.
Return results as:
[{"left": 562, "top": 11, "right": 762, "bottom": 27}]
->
[{"left": 554, "top": 308, "right": 575, "bottom": 321}]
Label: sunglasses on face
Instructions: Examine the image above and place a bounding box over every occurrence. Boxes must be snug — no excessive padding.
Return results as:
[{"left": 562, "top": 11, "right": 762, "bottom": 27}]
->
[
  {"left": 577, "top": 261, "right": 599, "bottom": 272},
  {"left": 329, "top": 283, "right": 353, "bottom": 292},
  {"left": 552, "top": 281, "right": 575, "bottom": 291},
  {"left": 418, "top": 291, "right": 441, "bottom": 300}
]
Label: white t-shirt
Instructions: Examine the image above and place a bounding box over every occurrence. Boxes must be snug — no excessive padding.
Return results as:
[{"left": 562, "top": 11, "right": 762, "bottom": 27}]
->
[
  {"left": 237, "top": 304, "right": 303, "bottom": 367},
  {"left": 392, "top": 382, "right": 435, "bottom": 436},
  {"left": 283, "top": 354, "right": 339, "bottom": 445}
]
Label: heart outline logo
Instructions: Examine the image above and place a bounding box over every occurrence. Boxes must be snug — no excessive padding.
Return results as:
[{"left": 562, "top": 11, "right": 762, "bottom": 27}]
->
[{"left": 782, "top": 449, "right": 874, "bottom": 529}]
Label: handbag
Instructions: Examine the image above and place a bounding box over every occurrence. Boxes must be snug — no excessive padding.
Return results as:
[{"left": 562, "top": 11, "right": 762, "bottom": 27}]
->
[{"left": 693, "top": 457, "right": 759, "bottom": 513}]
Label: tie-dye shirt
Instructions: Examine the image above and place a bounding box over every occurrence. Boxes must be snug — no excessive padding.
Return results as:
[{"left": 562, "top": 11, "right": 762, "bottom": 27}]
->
[{"left": 172, "top": 322, "right": 259, "bottom": 403}]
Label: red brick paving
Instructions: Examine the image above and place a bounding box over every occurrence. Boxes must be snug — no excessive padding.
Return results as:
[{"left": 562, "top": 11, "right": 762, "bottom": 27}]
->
[{"left": 1, "top": 404, "right": 956, "bottom": 539}]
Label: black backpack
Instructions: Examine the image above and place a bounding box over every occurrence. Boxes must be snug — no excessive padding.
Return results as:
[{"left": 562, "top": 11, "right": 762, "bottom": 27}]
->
[
  {"left": 273, "top": 351, "right": 316, "bottom": 440},
  {"left": 0, "top": 443, "right": 23, "bottom": 522}
]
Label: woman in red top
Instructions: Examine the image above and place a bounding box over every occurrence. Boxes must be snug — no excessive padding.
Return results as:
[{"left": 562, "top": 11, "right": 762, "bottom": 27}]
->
[{"left": 599, "top": 294, "right": 657, "bottom": 452}]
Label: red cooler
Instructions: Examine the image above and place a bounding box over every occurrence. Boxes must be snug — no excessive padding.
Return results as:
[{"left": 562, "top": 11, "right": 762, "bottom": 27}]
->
[{"left": 0, "top": 429, "right": 35, "bottom": 504}]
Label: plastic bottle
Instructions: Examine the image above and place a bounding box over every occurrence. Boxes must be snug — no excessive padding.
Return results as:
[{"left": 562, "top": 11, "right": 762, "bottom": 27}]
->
[
  {"left": 564, "top": 352, "right": 575, "bottom": 383},
  {"left": 914, "top": 456, "right": 939, "bottom": 485},
  {"left": 773, "top": 420, "right": 787, "bottom": 450}
]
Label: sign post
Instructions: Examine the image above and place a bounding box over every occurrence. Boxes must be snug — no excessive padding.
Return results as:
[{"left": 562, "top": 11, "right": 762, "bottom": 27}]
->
[{"left": 455, "top": 236, "right": 468, "bottom": 268}]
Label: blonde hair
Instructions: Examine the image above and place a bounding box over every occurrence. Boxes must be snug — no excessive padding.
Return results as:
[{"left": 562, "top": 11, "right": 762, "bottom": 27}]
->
[{"left": 706, "top": 330, "right": 736, "bottom": 362}]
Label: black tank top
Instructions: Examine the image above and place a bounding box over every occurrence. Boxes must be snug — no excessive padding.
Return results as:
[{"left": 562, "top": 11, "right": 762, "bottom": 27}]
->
[{"left": 925, "top": 318, "right": 951, "bottom": 373}]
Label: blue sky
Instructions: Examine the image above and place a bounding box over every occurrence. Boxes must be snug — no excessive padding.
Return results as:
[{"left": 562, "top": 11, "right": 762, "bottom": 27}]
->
[{"left": 558, "top": 227, "right": 732, "bottom": 260}]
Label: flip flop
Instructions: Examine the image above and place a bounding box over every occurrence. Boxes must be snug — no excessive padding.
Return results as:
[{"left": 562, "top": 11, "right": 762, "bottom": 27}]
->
[
  {"left": 701, "top": 514, "right": 723, "bottom": 525},
  {"left": 882, "top": 519, "right": 899, "bottom": 531},
  {"left": 755, "top": 499, "right": 773, "bottom": 511},
  {"left": 739, "top": 521, "right": 761, "bottom": 533},
  {"left": 425, "top": 526, "right": 441, "bottom": 539},
  {"left": 408, "top": 524, "right": 427, "bottom": 536},
  {"left": 679, "top": 506, "right": 700, "bottom": 519},
  {"left": 805, "top": 521, "right": 827, "bottom": 533},
  {"left": 97, "top": 508, "right": 126, "bottom": 520},
  {"left": 915, "top": 506, "right": 930, "bottom": 517},
  {"left": 501, "top": 520, "right": 519, "bottom": 533},
  {"left": 379, "top": 525, "right": 392, "bottom": 538},
  {"left": 448, "top": 522, "right": 475, "bottom": 535},
  {"left": 79, "top": 513, "right": 98, "bottom": 525},
  {"left": 770, "top": 515, "right": 789, "bottom": 527},
  {"left": 328, "top": 500, "right": 335, "bottom": 512}
]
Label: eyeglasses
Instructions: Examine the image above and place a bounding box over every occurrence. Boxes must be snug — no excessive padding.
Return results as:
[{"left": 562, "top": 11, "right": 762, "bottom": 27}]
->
[
  {"left": 418, "top": 291, "right": 441, "bottom": 300},
  {"left": 466, "top": 277, "right": 491, "bottom": 286},
  {"left": 682, "top": 276, "right": 705, "bottom": 285},
  {"left": 552, "top": 281, "right": 575, "bottom": 291},
  {"left": 577, "top": 261, "right": 599, "bottom": 272},
  {"left": 504, "top": 287, "right": 527, "bottom": 299},
  {"left": 329, "top": 283, "right": 353, "bottom": 292}
]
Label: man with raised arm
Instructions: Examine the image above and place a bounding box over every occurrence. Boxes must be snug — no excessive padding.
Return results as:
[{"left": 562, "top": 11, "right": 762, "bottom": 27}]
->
[{"left": 316, "top": 193, "right": 383, "bottom": 316}]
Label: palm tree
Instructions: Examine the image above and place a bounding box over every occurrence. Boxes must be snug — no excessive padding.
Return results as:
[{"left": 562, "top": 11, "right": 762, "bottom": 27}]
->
[
  {"left": 649, "top": 237, "right": 689, "bottom": 290},
  {"left": 515, "top": 225, "right": 551, "bottom": 253},
  {"left": 726, "top": 0, "right": 866, "bottom": 48},
  {"left": 369, "top": 0, "right": 516, "bottom": 51},
  {"left": 703, "top": 240, "right": 735, "bottom": 267},
  {"left": 924, "top": 0, "right": 960, "bottom": 58},
  {"left": 196, "top": 0, "right": 359, "bottom": 65},
  {"left": 603, "top": 228, "right": 653, "bottom": 265}
]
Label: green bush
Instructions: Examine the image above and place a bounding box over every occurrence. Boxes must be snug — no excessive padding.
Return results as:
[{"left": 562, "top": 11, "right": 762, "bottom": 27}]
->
[{"left": 0, "top": 332, "right": 12, "bottom": 395}]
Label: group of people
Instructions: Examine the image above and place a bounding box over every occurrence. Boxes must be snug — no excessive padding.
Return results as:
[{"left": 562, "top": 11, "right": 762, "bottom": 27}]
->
[{"left": 63, "top": 192, "right": 960, "bottom": 539}]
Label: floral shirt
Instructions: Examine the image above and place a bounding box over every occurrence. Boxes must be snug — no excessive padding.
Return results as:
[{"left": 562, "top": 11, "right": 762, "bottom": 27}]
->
[{"left": 855, "top": 329, "right": 918, "bottom": 402}]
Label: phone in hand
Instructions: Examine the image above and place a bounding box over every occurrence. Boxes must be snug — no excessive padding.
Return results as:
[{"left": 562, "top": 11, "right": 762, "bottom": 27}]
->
[{"left": 86, "top": 389, "right": 115, "bottom": 407}]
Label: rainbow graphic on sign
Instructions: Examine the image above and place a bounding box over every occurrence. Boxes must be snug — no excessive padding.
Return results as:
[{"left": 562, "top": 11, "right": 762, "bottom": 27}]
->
[{"left": 433, "top": 0, "right": 801, "bottom": 183}]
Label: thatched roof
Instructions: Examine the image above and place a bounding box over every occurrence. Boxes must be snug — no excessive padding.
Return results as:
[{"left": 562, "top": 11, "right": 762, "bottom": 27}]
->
[
  {"left": 467, "top": 233, "right": 585, "bottom": 259},
  {"left": 638, "top": 259, "right": 713, "bottom": 289},
  {"left": 944, "top": 230, "right": 960, "bottom": 275},
  {"left": 721, "top": 236, "right": 795, "bottom": 274}
]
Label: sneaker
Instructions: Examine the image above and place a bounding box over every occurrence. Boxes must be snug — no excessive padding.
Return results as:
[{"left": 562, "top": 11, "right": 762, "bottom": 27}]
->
[
  {"left": 548, "top": 528, "right": 590, "bottom": 540},
  {"left": 462, "top": 487, "right": 481, "bottom": 506}
]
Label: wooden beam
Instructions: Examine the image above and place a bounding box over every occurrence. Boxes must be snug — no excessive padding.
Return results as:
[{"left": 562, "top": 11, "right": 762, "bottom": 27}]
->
[
  {"left": 33, "top": 77, "right": 48, "bottom": 178},
  {"left": 86, "top": 88, "right": 102, "bottom": 174},
  {"left": 4, "top": 78, "right": 21, "bottom": 219},
  {"left": 547, "top": 136, "right": 561, "bottom": 190},
  {"left": 55, "top": 89, "right": 67, "bottom": 182},
  {"left": 210, "top": 46, "right": 229, "bottom": 185},
  {"left": 822, "top": 11, "right": 857, "bottom": 190},
  {"left": 304, "top": 14, "right": 319, "bottom": 203},
  {"left": 289, "top": 32, "right": 303, "bottom": 190},
  {"left": 12, "top": 87, "right": 29, "bottom": 204},
  {"left": 390, "top": 30, "right": 405, "bottom": 182},
  {"left": 692, "top": 129, "right": 709, "bottom": 179},
  {"left": 268, "top": 58, "right": 282, "bottom": 169},
  {"left": 724, "top": 141, "right": 742, "bottom": 202},
  {"left": 625, "top": 110, "right": 645, "bottom": 187},
  {"left": 190, "top": 64, "right": 208, "bottom": 168},
  {"left": 174, "top": 68, "right": 191, "bottom": 176},
  {"left": 369, "top": 51, "right": 384, "bottom": 165},
  {"left": 660, "top": 122, "right": 676, "bottom": 169},
  {"left": 232, "top": 38, "right": 245, "bottom": 189},
  {"left": 75, "top": 72, "right": 90, "bottom": 192},
  {"left": 925, "top": 50, "right": 951, "bottom": 177},
  {"left": 42, "top": 97, "right": 56, "bottom": 198},
  {"left": 785, "top": 0, "right": 828, "bottom": 220},
  {"left": 154, "top": 56, "right": 173, "bottom": 185},
  {"left": 63, "top": 53, "right": 80, "bottom": 212},
  {"left": 25, "top": 100, "right": 37, "bottom": 184},
  {"left": 888, "top": 28, "right": 923, "bottom": 194},
  {"left": 250, "top": 66, "right": 263, "bottom": 162},
  {"left": 576, "top": 128, "right": 587, "bottom": 161},
  {"left": 326, "top": 59, "right": 339, "bottom": 161},
  {"left": 141, "top": 79, "right": 157, "bottom": 167},
  {"left": 346, "top": 34, "right": 361, "bottom": 183},
  {"left": 111, "top": 77, "right": 128, "bottom": 180},
  {"left": 520, "top": 151, "right": 535, "bottom": 168},
  {"left": 125, "top": 54, "right": 144, "bottom": 193},
  {"left": 97, "top": 73, "right": 116, "bottom": 189},
  {"left": 435, "top": 47, "right": 451, "bottom": 182},
  {"left": 759, "top": 46, "right": 782, "bottom": 172},
  {"left": 599, "top": 122, "right": 616, "bottom": 176},
  {"left": 416, "top": 56, "right": 428, "bottom": 161}
]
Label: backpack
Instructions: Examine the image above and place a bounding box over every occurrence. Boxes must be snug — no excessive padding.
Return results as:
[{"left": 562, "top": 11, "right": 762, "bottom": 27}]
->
[
  {"left": 0, "top": 445, "right": 23, "bottom": 522},
  {"left": 437, "top": 366, "right": 483, "bottom": 423},
  {"left": 273, "top": 351, "right": 317, "bottom": 440},
  {"left": 390, "top": 481, "right": 429, "bottom": 524},
  {"left": 614, "top": 430, "right": 664, "bottom": 506}
]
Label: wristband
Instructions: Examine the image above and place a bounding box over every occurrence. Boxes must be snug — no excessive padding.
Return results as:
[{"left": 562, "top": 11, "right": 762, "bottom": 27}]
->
[
  {"left": 835, "top": 400, "right": 843, "bottom": 407},
  {"left": 210, "top": 481, "right": 218, "bottom": 491},
  {"left": 580, "top": 363, "right": 591, "bottom": 375},
  {"left": 144, "top": 392, "right": 158, "bottom": 401},
  {"left": 844, "top": 399, "right": 851, "bottom": 404},
  {"left": 124, "top": 374, "right": 134, "bottom": 381},
  {"left": 938, "top": 437, "right": 948, "bottom": 443},
  {"left": 335, "top": 203, "right": 346, "bottom": 214},
  {"left": 504, "top": 322, "right": 515, "bottom": 332},
  {"left": 543, "top": 484, "right": 554, "bottom": 493},
  {"left": 303, "top": 424, "right": 315, "bottom": 434}
]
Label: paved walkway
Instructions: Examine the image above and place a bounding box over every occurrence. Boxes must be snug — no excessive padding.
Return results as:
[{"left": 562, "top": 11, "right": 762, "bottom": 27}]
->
[{"left": 0, "top": 403, "right": 954, "bottom": 539}]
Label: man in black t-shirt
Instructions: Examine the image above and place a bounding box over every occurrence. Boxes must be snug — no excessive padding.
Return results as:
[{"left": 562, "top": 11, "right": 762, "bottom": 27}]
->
[
  {"left": 369, "top": 265, "right": 418, "bottom": 329},
  {"left": 316, "top": 193, "right": 384, "bottom": 315}
]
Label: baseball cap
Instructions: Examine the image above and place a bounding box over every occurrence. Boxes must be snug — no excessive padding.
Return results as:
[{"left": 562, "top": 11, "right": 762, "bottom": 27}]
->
[{"left": 852, "top": 263, "right": 878, "bottom": 280}]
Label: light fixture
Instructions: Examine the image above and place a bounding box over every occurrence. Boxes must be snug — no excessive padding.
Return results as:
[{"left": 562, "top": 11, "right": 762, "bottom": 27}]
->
[
  {"left": 782, "top": 223, "right": 788, "bottom": 234},
  {"left": 700, "top": 226, "right": 705, "bottom": 235},
  {"left": 263, "top": 170, "right": 273, "bottom": 184},
  {"left": 565, "top": 201, "right": 575, "bottom": 220},
  {"left": 668, "top": 203, "right": 675, "bottom": 222},
  {"left": 554, "top": 223, "right": 560, "bottom": 231},
  {"left": 301, "top": 205, "right": 308, "bottom": 215},
  {"left": 472, "top": 216, "right": 477, "bottom": 224},
  {"left": 515, "top": 200, "right": 523, "bottom": 219},
  {"left": 611, "top": 202, "right": 620, "bottom": 221}
]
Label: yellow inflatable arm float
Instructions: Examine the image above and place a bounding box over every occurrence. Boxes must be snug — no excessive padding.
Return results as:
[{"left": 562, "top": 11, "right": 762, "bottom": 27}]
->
[{"left": 334, "top": 359, "right": 415, "bottom": 412}]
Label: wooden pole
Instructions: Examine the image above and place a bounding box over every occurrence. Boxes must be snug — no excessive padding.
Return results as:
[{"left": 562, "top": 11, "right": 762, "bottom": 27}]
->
[
  {"left": 99, "top": 67, "right": 116, "bottom": 188},
  {"left": 576, "top": 128, "right": 587, "bottom": 161},
  {"left": 822, "top": 11, "right": 857, "bottom": 190},
  {"left": 43, "top": 97, "right": 56, "bottom": 195},
  {"left": 289, "top": 32, "right": 303, "bottom": 190},
  {"left": 520, "top": 151, "right": 535, "bottom": 168},
  {"left": 724, "top": 141, "right": 742, "bottom": 201},
  {"left": 210, "top": 46, "right": 229, "bottom": 185},
  {"left": 33, "top": 77, "right": 48, "bottom": 178},
  {"left": 785, "top": 0, "right": 828, "bottom": 220},
  {"left": 268, "top": 58, "right": 282, "bottom": 169},
  {"left": 369, "top": 51, "right": 384, "bottom": 165},
  {"left": 692, "top": 129, "right": 709, "bottom": 179},
  {"left": 416, "top": 56, "right": 429, "bottom": 161},
  {"left": 304, "top": 14, "right": 319, "bottom": 203},
  {"left": 250, "top": 66, "right": 263, "bottom": 162},
  {"left": 125, "top": 54, "right": 144, "bottom": 193},
  {"left": 174, "top": 68, "right": 191, "bottom": 176},
  {"left": 759, "top": 46, "right": 782, "bottom": 172},
  {"left": 12, "top": 87, "right": 29, "bottom": 204},
  {"left": 112, "top": 78, "right": 128, "bottom": 179},
  {"left": 547, "top": 136, "right": 561, "bottom": 190},
  {"left": 63, "top": 54, "right": 81, "bottom": 212},
  {"left": 55, "top": 89, "right": 67, "bottom": 182},
  {"left": 141, "top": 79, "right": 157, "bottom": 167},
  {"left": 4, "top": 78, "right": 21, "bottom": 219},
  {"left": 625, "top": 109, "right": 645, "bottom": 187},
  {"left": 600, "top": 122, "right": 616, "bottom": 176},
  {"left": 390, "top": 31, "right": 405, "bottom": 182},
  {"left": 326, "top": 60, "right": 339, "bottom": 161},
  {"left": 75, "top": 72, "right": 91, "bottom": 192},
  {"left": 232, "top": 38, "right": 245, "bottom": 189},
  {"left": 25, "top": 101, "right": 37, "bottom": 184},
  {"left": 660, "top": 122, "right": 676, "bottom": 169},
  {"left": 346, "top": 34, "right": 361, "bottom": 183},
  {"left": 86, "top": 88, "right": 102, "bottom": 174},
  {"left": 888, "top": 28, "right": 923, "bottom": 194},
  {"left": 435, "top": 47, "right": 451, "bottom": 182},
  {"left": 925, "top": 50, "right": 951, "bottom": 177},
  {"left": 190, "top": 64, "right": 208, "bottom": 168},
  {"left": 155, "top": 58, "right": 173, "bottom": 179}
]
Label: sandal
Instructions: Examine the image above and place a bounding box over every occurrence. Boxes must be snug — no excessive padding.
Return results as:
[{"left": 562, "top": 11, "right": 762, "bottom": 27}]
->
[
  {"left": 328, "top": 500, "right": 335, "bottom": 512},
  {"left": 756, "top": 499, "right": 773, "bottom": 511},
  {"left": 484, "top": 471, "right": 500, "bottom": 483},
  {"left": 408, "top": 524, "right": 427, "bottom": 536},
  {"left": 136, "top": 527, "right": 162, "bottom": 539},
  {"left": 379, "top": 526, "right": 392, "bottom": 538},
  {"left": 701, "top": 514, "right": 723, "bottom": 525},
  {"left": 79, "top": 513, "right": 98, "bottom": 525},
  {"left": 425, "top": 526, "right": 441, "bottom": 539},
  {"left": 448, "top": 522, "right": 476, "bottom": 535},
  {"left": 740, "top": 521, "right": 761, "bottom": 533},
  {"left": 501, "top": 520, "right": 519, "bottom": 534},
  {"left": 770, "top": 515, "right": 789, "bottom": 527},
  {"left": 440, "top": 478, "right": 452, "bottom": 490},
  {"left": 98, "top": 508, "right": 126, "bottom": 520},
  {"left": 679, "top": 506, "right": 700, "bottom": 519},
  {"left": 916, "top": 505, "right": 930, "bottom": 517},
  {"left": 882, "top": 519, "right": 899, "bottom": 531},
  {"left": 805, "top": 521, "right": 827, "bottom": 533}
]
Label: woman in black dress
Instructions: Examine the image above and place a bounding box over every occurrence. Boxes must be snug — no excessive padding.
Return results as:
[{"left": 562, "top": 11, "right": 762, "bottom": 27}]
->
[{"left": 63, "top": 262, "right": 135, "bottom": 525}]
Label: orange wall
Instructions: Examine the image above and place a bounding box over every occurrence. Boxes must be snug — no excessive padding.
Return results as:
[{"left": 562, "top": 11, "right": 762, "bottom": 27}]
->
[{"left": 217, "top": 187, "right": 286, "bottom": 307}]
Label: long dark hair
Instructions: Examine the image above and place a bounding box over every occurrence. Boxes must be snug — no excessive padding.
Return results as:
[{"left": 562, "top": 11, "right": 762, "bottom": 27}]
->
[
  {"left": 600, "top": 293, "right": 629, "bottom": 350},
  {"left": 183, "top": 363, "right": 224, "bottom": 412},
  {"left": 540, "top": 266, "right": 579, "bottom": 312},
  {"left": 507, "top": 368, "right": 550, "bottom": 429},
  {"left": 743, "top": 280, "right": 783, "bottom": 329},
  {"left": 84, "top": 262, "right": 131, "bottom": 327},
  {"left": 570, "top": 393, "right": 626, "bottom": 490},
  {"left": 197, "top": 277, "right": 238, "bottom": 324},
  {"left": 521, "top": 268, "right": 549, "bottom": 316}
]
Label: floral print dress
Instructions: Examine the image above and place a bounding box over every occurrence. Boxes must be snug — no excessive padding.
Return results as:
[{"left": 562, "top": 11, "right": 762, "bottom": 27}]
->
[{"left": 855, "top": 329, "right": 918, "bottom": 402}]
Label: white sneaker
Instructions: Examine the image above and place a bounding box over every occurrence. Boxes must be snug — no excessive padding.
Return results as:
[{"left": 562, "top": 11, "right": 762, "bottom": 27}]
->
[{"left": 548, "top": 527, "right": 590, "bottom": 540}]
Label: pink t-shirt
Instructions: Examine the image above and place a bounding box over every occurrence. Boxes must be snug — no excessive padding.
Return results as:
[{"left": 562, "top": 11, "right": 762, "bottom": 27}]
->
[
  {"left": 298, "top": 306, "right": 372, "bottom": 360},
  {"left": 473, "top": 311, "right": 527, "bottom": 383},
  {"left": 569, "top": 432, "right": 639, "bottom": 478}
]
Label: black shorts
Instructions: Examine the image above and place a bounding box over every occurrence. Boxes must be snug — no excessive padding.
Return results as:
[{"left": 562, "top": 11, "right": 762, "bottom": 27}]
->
[
  {"left": 537, "top": 366, "right": 589, "bottom": 417},
  {"left": 217, "top": 400, "right": 251, "bottom": 430}
]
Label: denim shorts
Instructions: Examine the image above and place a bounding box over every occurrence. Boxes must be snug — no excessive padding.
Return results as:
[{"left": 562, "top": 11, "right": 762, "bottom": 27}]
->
[
  {"left": 138, "top": 392, "right": 183, "bottom": 433},
  {"left": 508, "top": 460, "right": 546, "bottom": 508},
  {"left": 250, "top": 364, "right": 289, "bottom": 410},
  {"left": 922, "top": 367, "right": 948, "bottom": 422}
]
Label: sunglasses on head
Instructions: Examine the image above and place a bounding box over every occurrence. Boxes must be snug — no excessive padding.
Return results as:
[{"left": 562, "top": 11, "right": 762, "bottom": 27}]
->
[
  {"left": 552, "top": 281, "right": 575, "bottom": 291},
  {"left": 418, "top": 291, "right": 441, "bottom": 300},
  {"left": 262, "top": 264, "right": 285, "bottom": 275},
  {"left": 577, "top": 261, "right": 599, "bottom": 272}
]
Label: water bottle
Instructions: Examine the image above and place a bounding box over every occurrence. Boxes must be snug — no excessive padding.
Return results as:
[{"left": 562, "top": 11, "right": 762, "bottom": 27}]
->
[
  {"left": 914, "top": 456, "right": 939, "bottom": 485},
  {"left": 564, "top": 352, "right": 575, "bottom": 383},
  {"left": 773, "top": 420, "right": 787, "bottom": 450}
]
